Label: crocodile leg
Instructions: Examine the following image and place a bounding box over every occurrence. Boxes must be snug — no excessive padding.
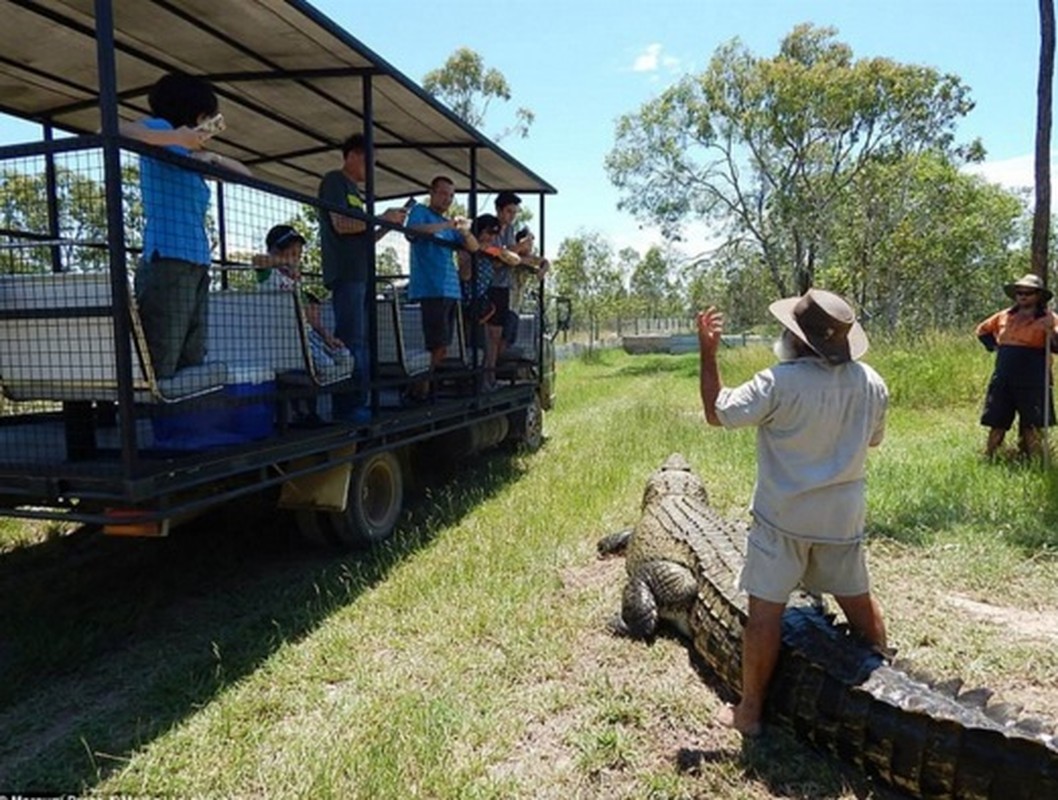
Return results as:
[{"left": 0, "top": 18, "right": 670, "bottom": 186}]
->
[
  {"left": 597, "top": 528, "right": 634, "bottom": 556},
  {"left": 621, "top": 560, "right": 698, "bottom": 638}
]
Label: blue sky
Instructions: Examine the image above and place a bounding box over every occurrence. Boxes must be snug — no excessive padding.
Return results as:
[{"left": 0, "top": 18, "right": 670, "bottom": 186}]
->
[
  {"left": 0, "top": 1, "right": 1043, "bottom": 261},
  {"left": 314, "top": 0, "right": 1044, "bottom": 257}
]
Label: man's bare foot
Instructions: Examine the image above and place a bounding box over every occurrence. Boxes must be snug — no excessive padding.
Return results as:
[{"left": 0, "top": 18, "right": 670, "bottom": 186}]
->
[{"left": 717, "top": 704, "right": 762, "bottom": 737}]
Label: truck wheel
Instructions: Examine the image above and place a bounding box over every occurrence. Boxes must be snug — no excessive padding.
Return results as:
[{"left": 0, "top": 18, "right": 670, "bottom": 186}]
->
[
  {"left": 509, "top": 393, "right": 543, "bottom": 452},
  {"left": 329, "top": 449, "right": 404, "bottom": 547}
]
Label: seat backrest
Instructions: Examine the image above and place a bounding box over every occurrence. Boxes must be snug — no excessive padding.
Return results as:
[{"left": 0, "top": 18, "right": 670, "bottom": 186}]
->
[
  {"left": 498, "top": 312, "right": 540, "bottom": 364},
  {"left": 318, "top": 296, "right": 463, "bottom": 377},
  {"left": 375, "top": 297, "right": 401, "bottom": 367},
  {"left": 0, "top": 273, "right": 152, "bottom": 401},
  {"left": 207, "top": 290, "right": 307, "bottom": 374},
  {"left": 0, "top": 273, "right": 226, "bottom": 403},
  {"left": 395, "top": 302, "right": 467, "bottom": 374}
]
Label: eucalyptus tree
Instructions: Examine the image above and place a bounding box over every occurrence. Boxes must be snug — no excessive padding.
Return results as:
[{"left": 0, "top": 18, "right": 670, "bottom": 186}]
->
[
  {"left": 823, "top": 153, "right": 1025, "bottom": 331},
  {"left": 629, "top": 245, "right": 674, "bottom": 319},
  {"left": 423, "top": 47, "right": 535, "bottom": 141},
  {"left": 0, "top": 165, "right": 137, "bottom": 274},
  {"left": 606, "top": 24, "right": 978, "bottom": 297},
  {"left": 551, "top": 231, "right": 623, "bottom": 346}
]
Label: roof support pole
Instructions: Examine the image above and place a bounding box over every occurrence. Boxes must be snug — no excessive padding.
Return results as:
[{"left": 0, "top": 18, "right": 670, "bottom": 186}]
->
[
  {"left": 468, "top": 147, "right": 478, "bottom": 220},
  {"left": 216, "top": 184, "right": 229, "bottom": 290},
  {"left": 536, "top": 196, "right": 546, "bottom": 364},
  {"left": 43, "top": 125, "right": 62, "bottom": 274},
  {"left": 468, "top": 147, "right": 480, "bottom": 372},
  {"left": 362, "top": 72, "right": 378, "bottom": 414},
  {"left": 95, "top": 0, "right": 139, "bottom": 472}
]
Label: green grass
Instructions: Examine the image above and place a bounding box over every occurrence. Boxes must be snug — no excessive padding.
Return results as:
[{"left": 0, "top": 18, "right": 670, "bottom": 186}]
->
[{"left": 1, "top": 335, "right": 1056, "bottom": 798}]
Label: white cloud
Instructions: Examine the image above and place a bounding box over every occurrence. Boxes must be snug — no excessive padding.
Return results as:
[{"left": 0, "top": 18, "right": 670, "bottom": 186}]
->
[
  {"left": 963, "top": 153, "right": 1058, "bottom": 206},
  {"left": 964, "top": 154, "right": 1035, "bottom": 189},
  {"left": 632, "top": 43, "right": 662, "bottom": 72},
  {"left": 631, "top": 43, "right": 680, "bottom": 74}
]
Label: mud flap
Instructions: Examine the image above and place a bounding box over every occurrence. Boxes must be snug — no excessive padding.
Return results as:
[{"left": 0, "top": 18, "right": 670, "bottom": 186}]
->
[{"left": 278, "top": 444, "right": 357, "bottom": 512}]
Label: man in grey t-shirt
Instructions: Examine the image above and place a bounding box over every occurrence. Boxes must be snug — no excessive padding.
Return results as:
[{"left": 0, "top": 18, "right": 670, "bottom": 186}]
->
[
  {"left": 317, "top": 133, "right": 405, "bottom": 423},
  {"left": 698, "top": 289, "right": 889, "bottom": 737}
]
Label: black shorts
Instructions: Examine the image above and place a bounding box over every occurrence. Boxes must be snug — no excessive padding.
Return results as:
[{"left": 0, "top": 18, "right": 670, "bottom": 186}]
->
[
  {"left": 980, "top": 376, "right": 1055, "bottom": 430},
  {"left": 463, "top": 295, "right": 495, "bottom": 325},
  {"left": 420, "top": 297, "right": 457, "bottom": 351},
  {"left": 486, "top": 287, "right": 510, "bottom": 327}
]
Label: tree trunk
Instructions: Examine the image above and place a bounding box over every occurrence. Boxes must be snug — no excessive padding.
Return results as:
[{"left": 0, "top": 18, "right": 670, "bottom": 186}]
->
[{"left": 1033, "top": 0, "right": 1055, "bottom": 283}]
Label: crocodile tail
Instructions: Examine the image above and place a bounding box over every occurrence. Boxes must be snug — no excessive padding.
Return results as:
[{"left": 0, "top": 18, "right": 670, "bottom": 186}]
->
[{"left": 769, "top": 605, "right": 1058, "bottom": 800}]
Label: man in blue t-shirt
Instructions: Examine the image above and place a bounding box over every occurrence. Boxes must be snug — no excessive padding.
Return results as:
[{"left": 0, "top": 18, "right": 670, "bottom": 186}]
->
[{"left": 406, "top": 176, "right": 479, "bottom": 398}]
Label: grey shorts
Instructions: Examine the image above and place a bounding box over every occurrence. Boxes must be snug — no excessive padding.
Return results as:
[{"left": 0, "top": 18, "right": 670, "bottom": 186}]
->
[
  {"left": 134, "top": 257, "right": 210, "bottom": 379},
  {"left": 738, "top": 523, "right": 871, "bottom": 603}
]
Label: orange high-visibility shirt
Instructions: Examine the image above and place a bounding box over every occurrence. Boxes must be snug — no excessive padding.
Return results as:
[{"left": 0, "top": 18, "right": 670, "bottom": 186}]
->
[{"left": 976, "top": 308, "right": 1058, "bottom": 349}]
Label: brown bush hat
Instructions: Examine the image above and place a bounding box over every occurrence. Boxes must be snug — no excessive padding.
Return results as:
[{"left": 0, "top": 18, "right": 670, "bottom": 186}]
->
[
  {"left": 1003, "top": 273, "right": 1053, "bottom": 302},
  {"left": 768, "top": 288, "right": 868, "bottom": 364}
]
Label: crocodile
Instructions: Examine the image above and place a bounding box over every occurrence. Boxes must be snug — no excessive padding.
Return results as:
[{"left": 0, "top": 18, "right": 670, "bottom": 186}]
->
[{"left": 597, "top": 453, "right": 1058, "bottom": 800}]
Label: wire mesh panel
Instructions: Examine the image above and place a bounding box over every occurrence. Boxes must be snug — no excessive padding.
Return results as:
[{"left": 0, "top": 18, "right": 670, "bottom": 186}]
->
[
  {"left": 0, "top": 142, "right": 317, "bottom": 470},
  {"left": 0, "top": 133, "right": 549, "bottom": 521},
  {"left": 0, "top": 147, "right": 131, "bottom": 472}
]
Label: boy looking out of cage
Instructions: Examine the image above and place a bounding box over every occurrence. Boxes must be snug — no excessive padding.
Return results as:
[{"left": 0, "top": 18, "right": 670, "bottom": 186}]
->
[{"left": 120, "top": 72, "right": 250, "bottom": 379}]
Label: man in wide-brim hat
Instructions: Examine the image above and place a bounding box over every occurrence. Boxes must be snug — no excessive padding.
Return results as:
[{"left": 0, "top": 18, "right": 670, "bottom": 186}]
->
[
  {"left": 696, "top": 289, "right": 889, "bottom": 736},
  {"left": 976, "top": 273, "right": 1058, "bottom": 459}
]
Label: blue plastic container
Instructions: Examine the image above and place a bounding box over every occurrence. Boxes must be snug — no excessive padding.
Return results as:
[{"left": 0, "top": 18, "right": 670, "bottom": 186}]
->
[
  {"left": 150, "top": 396, "right": 242, "bottom": 450},
  {"left": 225, "top": 364, "right": 276, "bottom": 440},
  {"left": 150, "top": 364, "right": 275, "bottom": 450}
]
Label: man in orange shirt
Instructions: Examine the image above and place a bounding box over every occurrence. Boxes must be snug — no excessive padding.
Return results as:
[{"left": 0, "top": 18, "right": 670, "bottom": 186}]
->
[{"left": 976, "top": 274, "right": 1058, "bottom": 458}]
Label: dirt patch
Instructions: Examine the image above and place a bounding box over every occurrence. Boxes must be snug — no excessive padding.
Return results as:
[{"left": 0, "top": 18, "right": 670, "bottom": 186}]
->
[
  {"left": 944, "top": 593, "right": 1058, "bottom": 643},
  {"left": 940, "top": 593, "right": 1058, "bottom": 723}
]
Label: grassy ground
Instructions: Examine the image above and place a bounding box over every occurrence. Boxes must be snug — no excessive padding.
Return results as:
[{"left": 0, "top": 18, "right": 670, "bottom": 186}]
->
[{"left": 1, "top": 334, "right": 1056, "bottom": 797}]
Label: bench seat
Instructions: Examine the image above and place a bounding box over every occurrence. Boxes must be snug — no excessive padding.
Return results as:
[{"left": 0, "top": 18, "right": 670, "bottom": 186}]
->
[
  {"left": 206, "top": 289, "right": 351, "bottom": 386},
  {"left": 0, "top": 273, "right": 224, "bottom": 404}
]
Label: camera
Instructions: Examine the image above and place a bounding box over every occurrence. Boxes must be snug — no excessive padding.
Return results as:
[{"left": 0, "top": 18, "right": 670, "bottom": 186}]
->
[{"left": 195, "top": 113, "right": 226, "bottom": 138}]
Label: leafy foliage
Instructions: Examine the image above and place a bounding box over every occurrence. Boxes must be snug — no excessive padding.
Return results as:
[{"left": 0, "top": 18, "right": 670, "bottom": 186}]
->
[
  {"left": 822, "top": 153, "right": 1026, "bottom": 331},
  {"left": 0, "top": 164, "right": 144, "bottom": 274},
  {"left": 606, "top": 24, "right": 985, "bottom": 302},
  {"left": 423, "top": 47, "right": 535, "bottom": 141},
  {"left": 552, "top": 231, "right": 624, "bottom": 346}
]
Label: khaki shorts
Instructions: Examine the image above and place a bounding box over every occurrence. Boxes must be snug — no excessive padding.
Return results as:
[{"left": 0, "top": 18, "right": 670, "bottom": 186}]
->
[{"left": 738, "top": 523, "right": 871, "bottom": 604}]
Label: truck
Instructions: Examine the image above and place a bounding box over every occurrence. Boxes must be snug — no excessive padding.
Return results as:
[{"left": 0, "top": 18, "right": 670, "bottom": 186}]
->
[{"left": 0, "top": 0, "right": 565, "bottom": 547}]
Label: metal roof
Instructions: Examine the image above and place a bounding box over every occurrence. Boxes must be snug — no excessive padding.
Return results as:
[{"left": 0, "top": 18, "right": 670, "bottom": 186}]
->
[{"left": 0, "top": 0, "right": 556, "bottom": 200}]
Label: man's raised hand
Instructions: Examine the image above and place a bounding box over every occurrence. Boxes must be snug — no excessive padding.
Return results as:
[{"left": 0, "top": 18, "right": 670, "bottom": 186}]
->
[{"left": 697, "top": 307, "right": 724, "bottom": 355}]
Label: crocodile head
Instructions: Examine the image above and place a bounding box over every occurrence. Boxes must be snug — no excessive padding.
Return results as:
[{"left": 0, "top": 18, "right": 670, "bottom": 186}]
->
[{"left": 640, "top": 453, "right": 710, "bottom": 511}]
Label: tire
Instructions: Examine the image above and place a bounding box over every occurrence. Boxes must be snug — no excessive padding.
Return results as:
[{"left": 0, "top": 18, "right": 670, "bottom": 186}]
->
[
  {"left": 509, "top": 393, "right": 544, "bottom": 452},
  {"left": 328, "top": 449, "right": 404, "bottom": 548}
]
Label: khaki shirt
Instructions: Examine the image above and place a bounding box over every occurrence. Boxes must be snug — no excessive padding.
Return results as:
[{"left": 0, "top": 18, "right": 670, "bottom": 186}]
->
[{"left": 715, "top": 357, "right": 888, "bottom": 543}]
